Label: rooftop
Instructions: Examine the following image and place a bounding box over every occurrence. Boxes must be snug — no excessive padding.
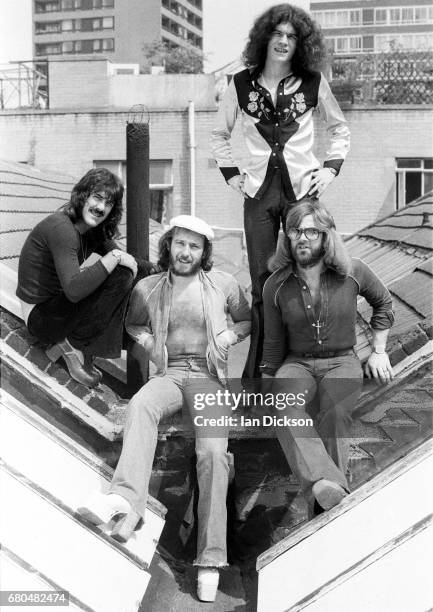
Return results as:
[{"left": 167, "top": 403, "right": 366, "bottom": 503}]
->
[{"left": 345, "top": 191, "right": 432, "bottom": 362}]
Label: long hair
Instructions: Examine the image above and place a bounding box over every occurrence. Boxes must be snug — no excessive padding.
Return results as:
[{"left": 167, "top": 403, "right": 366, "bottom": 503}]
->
[
  {"left": 157, "top": 227, "right": 213, "bottom": 272},
  {"left": 242, "top": 3, "right": 326, "bottom": 77},
  {"left": 269, "top": 198, "right": 352, "bottom": 276},
  {"left": 63, "top": 168, "right": 124, "bottom": 242}
]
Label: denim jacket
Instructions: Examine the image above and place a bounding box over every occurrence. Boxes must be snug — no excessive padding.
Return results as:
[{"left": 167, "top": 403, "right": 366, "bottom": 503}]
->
[{"left": 126, "top": 269, "right": 251, "bottom": 384}]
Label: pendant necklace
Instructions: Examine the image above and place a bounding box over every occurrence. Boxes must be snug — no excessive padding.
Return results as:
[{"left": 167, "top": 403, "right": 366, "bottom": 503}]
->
[{"left": 312, "top": 296, "right": 323, "bottom": 343}]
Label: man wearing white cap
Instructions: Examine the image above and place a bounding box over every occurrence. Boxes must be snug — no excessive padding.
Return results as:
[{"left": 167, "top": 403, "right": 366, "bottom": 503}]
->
[{"left": 79, "top": 215, "right": 251, "bottom": 602}]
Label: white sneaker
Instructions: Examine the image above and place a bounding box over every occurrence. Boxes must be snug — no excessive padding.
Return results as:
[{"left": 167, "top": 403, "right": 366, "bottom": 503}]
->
[
  {"left": 312, "top": 479, "right": 347, "bottom": 511},
  {"left": 77, "top": 492, "right": 131, "bottom": 525},
  {"left": 197, "top": 568, "right": 219, "bottom": 602}
]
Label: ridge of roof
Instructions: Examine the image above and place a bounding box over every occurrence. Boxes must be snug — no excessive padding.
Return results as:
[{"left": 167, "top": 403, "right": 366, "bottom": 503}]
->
[{"left": 347, "top": 190, "right": 433, "bottom": 242}]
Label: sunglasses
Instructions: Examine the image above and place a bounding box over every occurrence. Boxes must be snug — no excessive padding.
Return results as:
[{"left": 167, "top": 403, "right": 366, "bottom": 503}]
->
[{"left": 287, "top": 227, "right": 325, "bottom": 241}]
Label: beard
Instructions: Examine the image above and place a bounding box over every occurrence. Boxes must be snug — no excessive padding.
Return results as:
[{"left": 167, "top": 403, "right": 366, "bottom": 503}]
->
[
  {"left": 169, "top": 254, "right": 202, "bottom": 276},
  {"left": 291, "top": 241, "right": 324, "bottom": 268}
]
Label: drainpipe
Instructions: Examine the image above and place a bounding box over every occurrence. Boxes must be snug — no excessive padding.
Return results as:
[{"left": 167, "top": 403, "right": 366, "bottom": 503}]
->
[{"left": 188, "top": 100, "right": 196, "bottom": 216}]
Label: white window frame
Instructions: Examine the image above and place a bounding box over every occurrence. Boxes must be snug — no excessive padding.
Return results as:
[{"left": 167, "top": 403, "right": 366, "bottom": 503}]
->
[
  {"left": 311, "top": 9, "right": 361, "bottom": 28},
  {"left": 396, "top": 158, "right": 433, "bottom": 208},
  {"left": 93, "top": 160, "right": 174, "bottom": 223},
  {"left": 374, "top": 5, "right": 433, "bottom": 26},
  {"left": 325, "top": 35, "right": 363, "bottom": 55}
]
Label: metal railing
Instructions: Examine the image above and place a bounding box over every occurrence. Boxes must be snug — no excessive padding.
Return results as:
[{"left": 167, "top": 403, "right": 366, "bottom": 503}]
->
[
  {"left": 0, "top": 61, "right": 48, "bottom": 110},
  {"left": 329, "top": 50, "right": 433, "bottom": 104}
]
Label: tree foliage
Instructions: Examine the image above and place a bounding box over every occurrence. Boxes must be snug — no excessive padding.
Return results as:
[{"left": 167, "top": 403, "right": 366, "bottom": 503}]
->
[{"left": 142, "top": 40, "right": 204, "bottom": 74}]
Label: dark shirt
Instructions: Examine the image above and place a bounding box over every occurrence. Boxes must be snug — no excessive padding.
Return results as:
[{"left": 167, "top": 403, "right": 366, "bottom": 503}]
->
[
  {"left": 261, "top": 258, "right": 394, "bottom": 374},
  {"left": 17, "top": 212, "right": 116, "bottom": 304}
]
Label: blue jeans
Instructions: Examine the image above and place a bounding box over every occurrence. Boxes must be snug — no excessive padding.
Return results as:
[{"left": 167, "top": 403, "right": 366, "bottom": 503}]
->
[
  {"left": 272, "top": 351, "right": 364, "bottom": 495},
  {"left": 243, "top": 170, "right": 296, "bottom": 379},
  {"left": 110, "top": 357, "right": 230, "bottom": 567}
]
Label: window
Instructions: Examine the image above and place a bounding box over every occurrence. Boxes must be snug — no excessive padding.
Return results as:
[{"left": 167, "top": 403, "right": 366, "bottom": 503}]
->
[
  {"left": 414, "top": 6, "right": 428, "bottom": 22},
  {"left": 396, "top": 159, "right": 433, "bottom": 208},
  {"left": 35, "top": 1, "right": 60, "bottom": 12},
  {"left": 36, "top": 43, "right": 62, "bottom": 55},
  {"left": 374, "top": 5, "right": 433, "bottom": 25},
  {"left": 102, "top": 16, "right": 114, "bottom": 28},
  {"left": 63, "top": 19, "right": 74, "bottom": 31},
  {"left": 93, "top": 160, "right": 173, "bottom": 223},
  {"left": 336, "top": 38, "right": 348, "bottom": 54},
  {"left": 62, "top": 41, "right": 74, "bottom": 53},
  {"left": 81, "top": 39, "right": 94, "bottom": 53},
  {"left": 389, "top": 8, "right": 401, "bottom": 24},
  {"left": 326, "top": 36, "right": 363, "bottom": 55},
  {"left": 350, "top": 11, "right": 361, "bottom": 25},
  {"left": 59, "top": 0, "right": 114, "bottom": 9},
  {"left": 80, "top": 18, "right": 94, "bottom": 31},
  {"left": 35, "top": 21, "right": 62, "bottom": 34},
  {"left": 312, "top": 9, "right": 361, "bottom": 28},
  {"left": 402, "top": 7, "right": 414, "bottom": 23},
  {"left": 374, "top": 8, "right": 387, "bottom": 24},
  {"left": 102, "top": 38, "right": 114, "bottom": 50},
  {"left": 349, "top": 37, "right": 362, "bottom": 52},
  {"left": 375, "top": 33, "right": 433, "bottom": 52}
]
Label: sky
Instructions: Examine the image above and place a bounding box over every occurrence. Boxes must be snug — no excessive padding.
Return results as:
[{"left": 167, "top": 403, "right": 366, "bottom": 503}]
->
[
  {"left": 203, "top": 0, "right": 305, "bottom": 71},
  {"left": 0, "top": 0, "right": 32, "bottom": 64},
  {"left": 0, "top": 0, "right": 309, "bottom": 70}
]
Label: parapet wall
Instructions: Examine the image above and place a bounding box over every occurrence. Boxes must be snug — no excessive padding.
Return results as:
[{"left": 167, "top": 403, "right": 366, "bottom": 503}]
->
[{"left": 48, "top": 59, "right": 217, "bottom": 110}]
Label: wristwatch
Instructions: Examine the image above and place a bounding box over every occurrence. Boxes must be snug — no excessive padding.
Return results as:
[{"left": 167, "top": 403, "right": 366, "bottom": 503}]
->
[
  {"left": 326, "top": 167, "right": 337, "bottom": 177},
  {"left": 110, "top": 249, "right": 122, "bottom": 264},
  {"left": 373, "top": 345, "right": 386, "bottom": 354}
]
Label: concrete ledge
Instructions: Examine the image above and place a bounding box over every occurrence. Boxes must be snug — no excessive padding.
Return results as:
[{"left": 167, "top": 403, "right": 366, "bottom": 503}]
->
[{"left": 1, "top": 340, "right": 124, "bottom": 440}]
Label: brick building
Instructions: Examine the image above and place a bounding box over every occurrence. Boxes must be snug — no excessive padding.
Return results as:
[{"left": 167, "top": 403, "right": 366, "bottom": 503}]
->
[{"left": 1, "top": 60, "right": 432, "bottom": 237}]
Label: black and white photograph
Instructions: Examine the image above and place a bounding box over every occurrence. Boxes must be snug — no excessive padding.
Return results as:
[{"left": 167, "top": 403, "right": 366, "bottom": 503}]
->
[{"left": 0, "top": 0, "right": 432, "bottom": 610}]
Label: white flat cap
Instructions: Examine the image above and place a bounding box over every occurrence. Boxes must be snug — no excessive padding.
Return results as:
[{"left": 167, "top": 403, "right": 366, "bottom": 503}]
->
[{"left": 169, "top": 215, "right": 214, "bottom": 241}]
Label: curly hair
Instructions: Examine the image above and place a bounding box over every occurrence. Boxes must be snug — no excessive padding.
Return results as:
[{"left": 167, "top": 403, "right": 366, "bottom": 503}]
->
[
  {"left": 268, "top": 198, "right": 352, "bottom": 276},
  {"left": 157, "top": 227, "right": 213, "bottom": 272},
  {"left": 242, "top": 3, "right": 326, "bottom": 76},
  {"left": 63, "top": 168, "right": 124, "bottom": 242}
]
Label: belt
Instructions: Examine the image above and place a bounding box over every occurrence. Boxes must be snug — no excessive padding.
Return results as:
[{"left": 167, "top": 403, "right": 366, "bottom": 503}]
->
[
  {"left": 168, "top": 357, "right": 207, "bottom": 371},
  {"left": 290, "top": 349, "right": 354, "bottom": 359}
]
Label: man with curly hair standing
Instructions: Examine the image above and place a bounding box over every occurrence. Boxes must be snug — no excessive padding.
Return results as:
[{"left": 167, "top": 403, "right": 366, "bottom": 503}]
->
[{"left": 212, "top": 3, "right": 350, "bottom": 380}]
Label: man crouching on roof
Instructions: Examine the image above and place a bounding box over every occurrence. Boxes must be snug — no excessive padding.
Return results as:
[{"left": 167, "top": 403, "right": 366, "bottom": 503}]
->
[
  {"left": 260, "top": 198, "right": 394, "bottom": 517},
  {"left": 79, "top": 214, "right": 251, "bottom": 602}
]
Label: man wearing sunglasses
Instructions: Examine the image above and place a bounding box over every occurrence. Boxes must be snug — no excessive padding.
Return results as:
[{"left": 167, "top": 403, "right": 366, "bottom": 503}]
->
[{"left": 260, "top": 199, "right": 394, "bottom": 515}]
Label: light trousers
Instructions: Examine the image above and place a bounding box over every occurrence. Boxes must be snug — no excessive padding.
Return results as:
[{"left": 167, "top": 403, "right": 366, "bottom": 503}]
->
[{"left": 110, "top": 357, "right": 230, "bottom": 567}]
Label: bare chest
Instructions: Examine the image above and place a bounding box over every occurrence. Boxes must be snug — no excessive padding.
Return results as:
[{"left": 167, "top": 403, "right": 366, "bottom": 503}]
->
[{"left": 169, "top": 280, "right": 204, "bottom": 327}]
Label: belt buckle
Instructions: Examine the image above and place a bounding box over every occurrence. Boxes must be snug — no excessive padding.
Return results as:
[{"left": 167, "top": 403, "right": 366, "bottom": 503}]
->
[{"left": 187, "top": 358, "right": 201, "bottom": 372}]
